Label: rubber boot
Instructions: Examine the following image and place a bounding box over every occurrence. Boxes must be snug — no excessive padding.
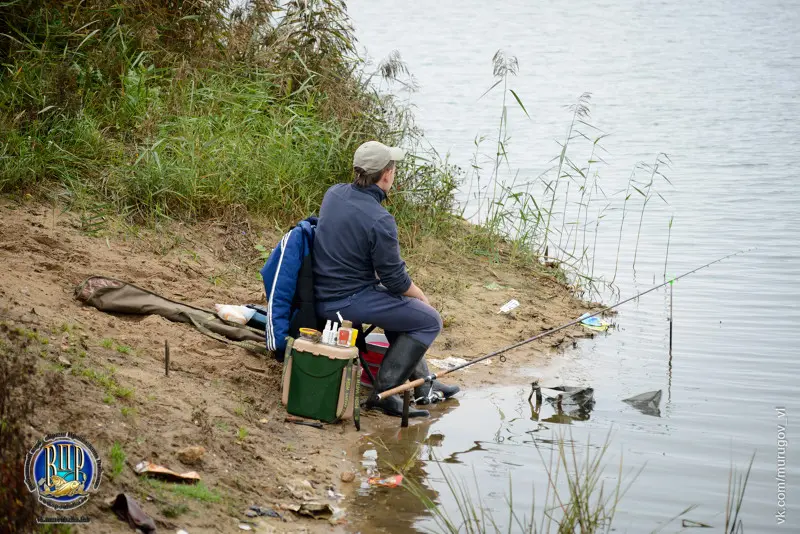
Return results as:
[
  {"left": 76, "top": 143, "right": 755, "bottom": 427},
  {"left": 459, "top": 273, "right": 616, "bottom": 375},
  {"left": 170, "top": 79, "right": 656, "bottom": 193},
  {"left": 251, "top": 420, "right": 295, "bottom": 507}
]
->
[
  {"left": 365, "top": 334, "right": 430, "bottom": 418},
  {"left": 412, "top": 358, "right": 461, "bottom": 405}
]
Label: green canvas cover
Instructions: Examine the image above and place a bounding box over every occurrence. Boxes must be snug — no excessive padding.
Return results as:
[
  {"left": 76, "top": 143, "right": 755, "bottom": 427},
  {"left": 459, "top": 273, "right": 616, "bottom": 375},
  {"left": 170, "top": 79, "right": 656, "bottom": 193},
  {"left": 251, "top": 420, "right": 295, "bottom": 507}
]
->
[
  {"left": 281, "top": 338, "right": 360, "bottom": 427},
  {"left": 74, "top": 276, "right": 267, "bottom": 355}
]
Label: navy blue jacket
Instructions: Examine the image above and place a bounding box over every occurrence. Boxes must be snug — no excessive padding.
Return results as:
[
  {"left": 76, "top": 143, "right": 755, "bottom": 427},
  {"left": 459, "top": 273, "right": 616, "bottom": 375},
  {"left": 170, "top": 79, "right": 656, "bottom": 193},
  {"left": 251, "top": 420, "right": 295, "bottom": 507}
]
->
[
  {"left": 260, "top": 217, "right": 317, "bottom": 354},
  {"left": 313, "top": 184, "right": 412, "bottom": 302}
]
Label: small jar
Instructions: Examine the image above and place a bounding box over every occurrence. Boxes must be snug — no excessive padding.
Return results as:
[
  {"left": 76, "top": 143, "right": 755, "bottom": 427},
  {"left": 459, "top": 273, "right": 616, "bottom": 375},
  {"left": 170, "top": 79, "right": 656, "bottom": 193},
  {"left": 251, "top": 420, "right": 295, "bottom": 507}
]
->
[{"left": 337, "top": 320, "right": 354, "bottom": 347}]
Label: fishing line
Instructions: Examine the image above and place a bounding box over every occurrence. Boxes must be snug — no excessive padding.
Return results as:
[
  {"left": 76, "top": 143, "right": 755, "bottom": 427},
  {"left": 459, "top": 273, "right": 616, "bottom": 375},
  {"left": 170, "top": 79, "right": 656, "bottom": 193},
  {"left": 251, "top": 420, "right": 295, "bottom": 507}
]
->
[{"left": 377, "top": 248, "right": 753, "bottom": 400}]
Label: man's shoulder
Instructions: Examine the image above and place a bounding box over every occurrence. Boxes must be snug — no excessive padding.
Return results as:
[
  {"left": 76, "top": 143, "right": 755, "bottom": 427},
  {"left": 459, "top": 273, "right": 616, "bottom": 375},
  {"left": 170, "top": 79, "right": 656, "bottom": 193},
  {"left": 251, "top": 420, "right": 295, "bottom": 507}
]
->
[
  {"left": 370, "top": 209, "right": 396, "bottom": 234},
  {"left": 325, "top": 183, "right": 349, "bottom": 196},
  {"left": 322, "top": 183, "right": 394, "bottom": 231},
  {"left": 320, "top": 184, "right": 349, "bottom": 211}
]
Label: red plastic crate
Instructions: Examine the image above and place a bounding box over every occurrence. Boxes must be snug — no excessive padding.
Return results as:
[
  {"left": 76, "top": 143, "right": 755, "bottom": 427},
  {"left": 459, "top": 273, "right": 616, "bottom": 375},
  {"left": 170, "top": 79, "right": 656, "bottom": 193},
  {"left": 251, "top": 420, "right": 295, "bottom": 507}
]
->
[{"left": 360, "top": 335, "right": 389, "bottom": 387}]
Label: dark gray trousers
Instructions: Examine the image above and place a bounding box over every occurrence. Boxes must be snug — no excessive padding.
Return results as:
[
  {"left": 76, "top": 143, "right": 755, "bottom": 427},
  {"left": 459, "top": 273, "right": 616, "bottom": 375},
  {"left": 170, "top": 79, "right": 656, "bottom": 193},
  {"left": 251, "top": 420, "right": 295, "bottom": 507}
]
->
[{"left": 315, "top": 285, "right": 442, "bottom": 347}]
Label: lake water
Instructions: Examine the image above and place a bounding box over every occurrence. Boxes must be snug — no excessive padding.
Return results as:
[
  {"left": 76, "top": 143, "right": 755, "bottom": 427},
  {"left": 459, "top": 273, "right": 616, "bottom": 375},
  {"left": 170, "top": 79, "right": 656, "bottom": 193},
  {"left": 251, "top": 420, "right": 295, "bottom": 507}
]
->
[{"left": 347, "top": 0, "right": 800, "bottom": 531}]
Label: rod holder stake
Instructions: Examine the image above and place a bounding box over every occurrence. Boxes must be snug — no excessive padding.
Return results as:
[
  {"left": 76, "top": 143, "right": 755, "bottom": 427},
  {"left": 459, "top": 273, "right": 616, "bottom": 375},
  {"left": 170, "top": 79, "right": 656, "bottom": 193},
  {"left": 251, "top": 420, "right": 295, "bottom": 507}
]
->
[
  {"left": 401, "top": 389, "right": 411, "bottom": 428},
  {"left": 669, "top": 281, "right": 674, "bottom": 356}
]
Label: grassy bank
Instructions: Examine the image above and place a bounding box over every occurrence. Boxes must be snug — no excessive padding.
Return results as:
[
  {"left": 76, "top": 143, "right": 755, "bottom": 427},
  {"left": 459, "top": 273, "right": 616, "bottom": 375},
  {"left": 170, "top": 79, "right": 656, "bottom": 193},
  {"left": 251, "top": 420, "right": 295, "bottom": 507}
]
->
[
  {"left": 1, "top": 2, "right": 676, "bottom": 297},
  {"left": 1, "top": 0, "right": 462, "bottom": 250}
]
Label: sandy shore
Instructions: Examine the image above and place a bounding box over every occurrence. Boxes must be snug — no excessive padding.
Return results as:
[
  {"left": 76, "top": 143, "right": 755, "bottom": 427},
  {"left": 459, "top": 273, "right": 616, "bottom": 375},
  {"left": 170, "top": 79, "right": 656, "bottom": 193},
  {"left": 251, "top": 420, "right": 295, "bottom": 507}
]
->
[{"left": 0, "top": 199, "right": 590, "bottom": 533}]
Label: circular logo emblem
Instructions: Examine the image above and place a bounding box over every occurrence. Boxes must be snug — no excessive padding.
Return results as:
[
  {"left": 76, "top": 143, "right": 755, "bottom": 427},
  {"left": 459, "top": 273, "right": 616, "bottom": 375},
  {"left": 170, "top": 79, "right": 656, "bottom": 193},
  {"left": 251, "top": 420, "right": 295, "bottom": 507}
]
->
[{"left": 24, "top": 432, "right": 103, "bottom": 511}]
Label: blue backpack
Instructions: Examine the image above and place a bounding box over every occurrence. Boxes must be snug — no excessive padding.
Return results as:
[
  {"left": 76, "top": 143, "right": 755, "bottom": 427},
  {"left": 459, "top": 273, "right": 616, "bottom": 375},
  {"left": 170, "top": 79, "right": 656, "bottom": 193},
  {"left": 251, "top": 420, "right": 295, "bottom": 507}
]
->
[{"left": 259, "top": 216, "right": 318, "bottom": 358}]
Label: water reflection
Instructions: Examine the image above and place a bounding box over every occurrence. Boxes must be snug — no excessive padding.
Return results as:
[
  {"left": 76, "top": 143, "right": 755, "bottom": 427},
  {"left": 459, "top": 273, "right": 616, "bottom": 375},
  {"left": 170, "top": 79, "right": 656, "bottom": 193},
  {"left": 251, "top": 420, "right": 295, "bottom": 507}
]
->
[
  {"left": 531, "top": 383, "right": 596, "bottom": 424},
  {"left": 352, "top": 387, "right": 599, "bottom": 532},
  {"left": 351, "top": 405, "right": 459, "bottom": 532},
  {"left": 350, "top": 0, "right": 800, "bottom": 527},
  {"left": 622, "top": 390, "right": 663, "bottom": 417},
  {"left": 441, "top": 440, "right": 486, "bottom": 464}
]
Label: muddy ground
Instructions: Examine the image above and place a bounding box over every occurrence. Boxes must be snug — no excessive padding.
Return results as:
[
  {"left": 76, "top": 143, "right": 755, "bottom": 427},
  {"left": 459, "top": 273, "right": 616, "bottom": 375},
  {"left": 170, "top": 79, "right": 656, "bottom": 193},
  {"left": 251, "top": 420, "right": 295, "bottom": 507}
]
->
[{"left": 0, "top": 198, "right": 590, "bottom": 533}]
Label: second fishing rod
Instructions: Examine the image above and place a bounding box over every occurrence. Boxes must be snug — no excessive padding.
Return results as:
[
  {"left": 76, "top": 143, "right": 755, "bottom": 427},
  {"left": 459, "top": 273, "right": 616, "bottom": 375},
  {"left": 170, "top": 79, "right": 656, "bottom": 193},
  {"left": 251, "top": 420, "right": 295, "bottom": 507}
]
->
[{"left": 376, "top": 249, "right": 751, "bottom": 401}]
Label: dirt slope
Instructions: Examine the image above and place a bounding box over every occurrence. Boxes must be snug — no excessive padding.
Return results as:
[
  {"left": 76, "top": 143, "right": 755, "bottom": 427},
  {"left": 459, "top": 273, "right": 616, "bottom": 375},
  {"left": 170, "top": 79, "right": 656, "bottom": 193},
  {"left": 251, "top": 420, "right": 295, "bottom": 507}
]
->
[{"left": 0, "top": 199, "right": 589, "bottom": 533}]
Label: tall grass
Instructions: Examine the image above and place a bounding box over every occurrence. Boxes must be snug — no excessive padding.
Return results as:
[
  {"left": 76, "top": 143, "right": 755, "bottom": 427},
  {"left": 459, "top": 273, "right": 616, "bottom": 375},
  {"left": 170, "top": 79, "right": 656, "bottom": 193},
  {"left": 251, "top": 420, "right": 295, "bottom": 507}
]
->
[
  {"left": 724, "top": 453, "right": 754, "bottom": 534},
  {"left": 0, "top": 1, "right": 459, "bottom": 243},
  {"left": 461, "top": 73, "right": 614, "bottom": 294},
  {"left": 1, "top": 3, "right": 673, "bottom": 287},
  {"left": 399, "top": 431, "right": 637, "bottom": 533},
  {"left": 396, "top": 434, "right": 755, "bottom": 533},
  {"left": 457, "top": 50, "right": 677, "bottom": 297},
  {"left": 631, "top": 154, "right": 671, "bottom": 272},
  {"left": 663, "top": 215, "right": 674, "bottom": 280}
]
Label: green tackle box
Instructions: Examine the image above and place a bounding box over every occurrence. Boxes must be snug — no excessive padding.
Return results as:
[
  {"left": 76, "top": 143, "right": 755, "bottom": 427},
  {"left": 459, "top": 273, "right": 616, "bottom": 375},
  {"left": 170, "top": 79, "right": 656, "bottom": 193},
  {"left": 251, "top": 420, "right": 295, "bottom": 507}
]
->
[{"left": 281, "top": 337, "right": 360, "bottom": 428}]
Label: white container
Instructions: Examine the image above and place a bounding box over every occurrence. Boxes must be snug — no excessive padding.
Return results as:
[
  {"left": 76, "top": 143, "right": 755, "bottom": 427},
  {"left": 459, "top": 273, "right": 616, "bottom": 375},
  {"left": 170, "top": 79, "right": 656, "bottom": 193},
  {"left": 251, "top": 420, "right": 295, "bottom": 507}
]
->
[
  {"left": 322, "top": 320, "right": 332, "bottom": 344},
  {"left": 215, "top": 304, "right": 256, "bottom": 324},
  {"left": 498, "top": 299, "right": 520, "bottom": 314},
  {"left": 329, "top": 322, "right": 339, "bottom": 345}
]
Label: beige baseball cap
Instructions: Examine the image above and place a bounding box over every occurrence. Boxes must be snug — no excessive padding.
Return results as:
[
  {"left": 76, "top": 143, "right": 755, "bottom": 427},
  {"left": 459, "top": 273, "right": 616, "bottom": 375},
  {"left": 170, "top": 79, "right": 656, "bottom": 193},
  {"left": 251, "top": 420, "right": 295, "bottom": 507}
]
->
[{"left": 353, "top": 141, "right": 406, "bottom": 173}]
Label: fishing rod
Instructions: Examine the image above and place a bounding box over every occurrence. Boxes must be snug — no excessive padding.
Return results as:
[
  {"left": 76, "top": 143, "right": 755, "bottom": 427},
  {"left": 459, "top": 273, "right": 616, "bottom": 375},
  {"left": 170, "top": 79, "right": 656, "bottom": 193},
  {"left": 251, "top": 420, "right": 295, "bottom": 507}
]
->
[{"left": 377, "top": 248, "right": 752, "bottom": 401}]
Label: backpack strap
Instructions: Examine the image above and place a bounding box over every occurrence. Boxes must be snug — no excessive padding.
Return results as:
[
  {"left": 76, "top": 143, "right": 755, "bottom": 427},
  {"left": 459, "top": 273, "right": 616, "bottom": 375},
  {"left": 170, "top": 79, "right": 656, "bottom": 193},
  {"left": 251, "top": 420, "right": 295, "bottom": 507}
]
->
[
  {"left": 281, "top": 338, "right": 295, "bottom": 406},
  {"left": 353, "top": 361, "right": 361, "bottom": 431},
  {"left": 336, "top": 357, "right": 354, "bottom": 421}
]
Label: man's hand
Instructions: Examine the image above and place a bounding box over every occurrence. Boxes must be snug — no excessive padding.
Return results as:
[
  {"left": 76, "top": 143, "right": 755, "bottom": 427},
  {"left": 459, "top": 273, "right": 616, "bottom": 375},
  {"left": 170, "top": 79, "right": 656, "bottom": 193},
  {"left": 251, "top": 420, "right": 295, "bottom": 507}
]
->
[{"left": 403, "top": 281, "right": 430, "bottom": 306}]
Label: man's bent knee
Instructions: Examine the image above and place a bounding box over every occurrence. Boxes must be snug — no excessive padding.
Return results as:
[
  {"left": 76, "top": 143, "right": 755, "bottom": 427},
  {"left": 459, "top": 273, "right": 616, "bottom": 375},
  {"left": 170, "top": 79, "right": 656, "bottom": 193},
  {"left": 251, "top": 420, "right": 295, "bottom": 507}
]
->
[
  {"left": 431, "top": 308, "right": 443, "bottom": 336},
  {"left": 413, "top": 305, "right": 442, "bottom": 347}
]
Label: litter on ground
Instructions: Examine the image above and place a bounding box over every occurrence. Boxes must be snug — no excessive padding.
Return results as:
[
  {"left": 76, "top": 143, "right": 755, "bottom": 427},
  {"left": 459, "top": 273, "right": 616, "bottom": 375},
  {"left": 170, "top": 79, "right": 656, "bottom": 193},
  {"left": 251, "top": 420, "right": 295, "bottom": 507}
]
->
[
  {"left": 428, "top": 357, "right": 469, "bottom": 370},
  {"left": 246, "top": 505, "right": 281, "bottom": 519},
  {"left": 133, "top": 461, "right": 200, "bottom": 483},
  {"left": 368, "top": 474, "right": 403, "bottom": 488},
  {"left": 215, "top": 304, "right": 256, "bottom": 324},
  {"left": 579, "top": 312, "right": 610, "bottom": 332},
  {"left": 108, "top": 493, "right": 157, "bottom": 533},
  {"left": 498, "top": 299, "right": 520, "bottom": 314},
  {"left": 278, "top": 502, "right": 345, "bottom": 524}
]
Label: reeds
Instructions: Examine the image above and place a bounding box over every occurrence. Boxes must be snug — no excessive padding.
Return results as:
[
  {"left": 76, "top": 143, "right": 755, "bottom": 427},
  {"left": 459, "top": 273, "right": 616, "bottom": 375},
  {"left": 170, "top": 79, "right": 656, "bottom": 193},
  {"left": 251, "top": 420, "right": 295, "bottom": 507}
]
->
[
  {"left": 462, "top": 72, "right": 613, "bottom": 294},
  {"left": 398, "top": 433, "right": 755, "bottom": 533},
  {"left": 631, "top": 154, "right": 672, "bottom": 272},
  {"left": 664, "top": 215, "right": 674, "bottom": 280},
  {"left": 724, "top": 453, "right": 754, "bottom": 534},
  {"left": 458, "top": 50, "right": 677, "bottom": 297},
  {"left": 399, "top": 430, "right": 636, "bottom": 534}
]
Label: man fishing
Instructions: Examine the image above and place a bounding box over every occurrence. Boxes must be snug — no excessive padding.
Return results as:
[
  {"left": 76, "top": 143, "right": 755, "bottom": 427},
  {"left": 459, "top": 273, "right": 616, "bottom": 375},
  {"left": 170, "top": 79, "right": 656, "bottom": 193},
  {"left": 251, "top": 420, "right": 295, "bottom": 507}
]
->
[{"left": 312, "top": 140, "right": 459, "bottom": 418}]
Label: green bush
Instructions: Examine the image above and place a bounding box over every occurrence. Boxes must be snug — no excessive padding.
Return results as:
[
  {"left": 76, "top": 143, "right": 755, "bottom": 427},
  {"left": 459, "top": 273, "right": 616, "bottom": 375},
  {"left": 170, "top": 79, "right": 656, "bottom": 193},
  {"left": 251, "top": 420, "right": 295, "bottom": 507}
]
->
[{"left": 0, "top": 1, "right": 460, "bottom": 245}]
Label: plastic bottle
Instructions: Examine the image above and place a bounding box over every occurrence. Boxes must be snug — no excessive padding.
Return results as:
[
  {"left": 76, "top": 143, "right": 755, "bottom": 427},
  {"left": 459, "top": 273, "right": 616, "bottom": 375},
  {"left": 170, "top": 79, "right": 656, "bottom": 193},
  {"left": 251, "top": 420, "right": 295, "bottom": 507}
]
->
[
  {"left": 330, "top": 322, "right": 339, "bottom": 345},
  {"left": 322, "top": 320, "right": 332, "bottom": 344},
  {"left": 349, "top": 328, "right": 358, "bottom": 347}
]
